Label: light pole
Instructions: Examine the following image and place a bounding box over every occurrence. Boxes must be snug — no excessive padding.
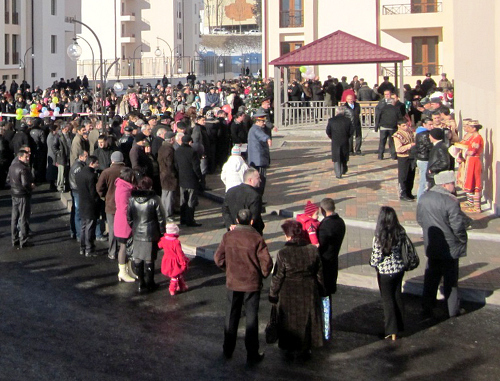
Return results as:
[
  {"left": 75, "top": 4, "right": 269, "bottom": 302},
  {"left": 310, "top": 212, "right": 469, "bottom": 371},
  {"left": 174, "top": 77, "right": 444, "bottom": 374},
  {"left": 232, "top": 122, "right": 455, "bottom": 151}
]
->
[
  {"left": 155, "top": 37, "right": 173, "bottom": 85},
  {"left": 71, "top": 36, "right": 98, "bottom": 112},
  {"left": 19, "top": 47, "right": 33, "bottom": 85},
  {"left": 132, "top": 43, "right": 143, "bottom": 85},
  {"left": 67, "top": 18, "right": 105, "bottom": 124}
]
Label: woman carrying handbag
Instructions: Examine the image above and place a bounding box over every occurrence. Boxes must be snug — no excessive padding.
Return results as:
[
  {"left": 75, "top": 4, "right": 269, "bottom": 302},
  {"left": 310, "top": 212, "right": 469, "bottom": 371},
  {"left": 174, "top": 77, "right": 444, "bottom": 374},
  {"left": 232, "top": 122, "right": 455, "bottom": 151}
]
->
[{"left": 370, "top": 206, "right": 407, "bottom": 341}]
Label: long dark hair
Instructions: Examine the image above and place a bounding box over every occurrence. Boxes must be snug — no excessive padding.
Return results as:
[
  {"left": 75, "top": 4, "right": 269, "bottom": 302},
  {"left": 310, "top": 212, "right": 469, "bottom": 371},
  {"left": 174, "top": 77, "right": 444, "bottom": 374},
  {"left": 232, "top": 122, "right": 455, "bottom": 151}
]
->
[{"left": 374, "top": 206, "right": 403, "bottom": 254}]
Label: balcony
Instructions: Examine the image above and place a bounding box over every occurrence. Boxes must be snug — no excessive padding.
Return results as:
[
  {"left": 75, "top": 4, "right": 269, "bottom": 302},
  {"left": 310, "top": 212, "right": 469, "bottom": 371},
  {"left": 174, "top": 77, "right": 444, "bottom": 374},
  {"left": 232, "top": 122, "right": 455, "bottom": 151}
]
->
[
  {"left": 279, "top": 10, "right": 304, "bottom": 28},
  {"left": 120, "top": 12, "right": 136, "bottom": 22},
  {"left": 381, "top": 64, "right": 443, "bottom": 77},
  {"left": 380, "top": 3, "right": 444, "bottom": 31},
  {"left": 121, "top": 34, "right": 136, "bottom": 43}
]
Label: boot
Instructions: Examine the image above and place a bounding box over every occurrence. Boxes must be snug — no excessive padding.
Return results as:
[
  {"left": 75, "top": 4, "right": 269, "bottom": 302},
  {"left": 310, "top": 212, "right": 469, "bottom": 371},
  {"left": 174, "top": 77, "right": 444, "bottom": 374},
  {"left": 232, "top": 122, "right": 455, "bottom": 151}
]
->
[
  {"left": 118, "top": 264, "right": 136, "bottom": 283},
  {"left": 178, "top": 275, "right": 188, "bottom": 292},
  {"left": 169, "top": 277, "right": 179, "bottom": 296},
  {"left": 145, "top": 262, "right": 159, "bottom": 292},
  {"left": 136, "top": 261, "right": 147, "bottom": 294}
]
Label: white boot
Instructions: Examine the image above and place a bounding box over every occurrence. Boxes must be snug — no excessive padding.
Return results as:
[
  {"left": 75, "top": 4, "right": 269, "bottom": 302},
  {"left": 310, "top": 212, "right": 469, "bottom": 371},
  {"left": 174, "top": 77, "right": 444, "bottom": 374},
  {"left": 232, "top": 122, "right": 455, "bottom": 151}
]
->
[{"left": 118, "top": 264, "right": 136, "bottom": 282}]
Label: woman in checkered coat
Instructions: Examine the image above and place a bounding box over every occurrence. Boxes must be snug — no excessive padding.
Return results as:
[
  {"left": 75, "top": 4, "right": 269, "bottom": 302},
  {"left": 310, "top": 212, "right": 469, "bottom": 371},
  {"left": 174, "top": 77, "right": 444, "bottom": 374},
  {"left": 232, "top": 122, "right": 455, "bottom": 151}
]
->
[{"left": 370, "top": 206, "right": 406, "bottom": 341}]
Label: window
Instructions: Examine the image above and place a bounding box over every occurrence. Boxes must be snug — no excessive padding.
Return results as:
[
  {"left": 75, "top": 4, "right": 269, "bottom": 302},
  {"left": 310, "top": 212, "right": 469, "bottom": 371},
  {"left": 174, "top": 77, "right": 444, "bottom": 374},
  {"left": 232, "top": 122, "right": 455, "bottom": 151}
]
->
[
  {"left": 12, "top": 34, "right": 19, "bottom": 64},
  {"left": 121, "top": 1, "right": 125, "bottom": 15},
  {"left": 12, "top": 74, "right": 18, "bottom": 79},
  {"left": 12, "top": 0, "right": 18, "bottom": 24},
  {"left": 5, "top": 0, "right": 9, "bottom": 24},
  {"left": 51, "top": 0, "right": 56, "bottom": 15},
  {"left": 51, "top": 35, "right": 57, "bottom": 54},
  {"left": 412, "top": 36, "right": 438, "bottom": 76},
  {"left": 280, "top": 0, "right": 304, "bottom": 28},
  {"left": 177, "top": 23, "right": 182, "bottom": 39},
  {"left": 51, "top": 73, "right": 57, "bottom": 77},
  {"left": 280, "top": 41, "right": 303, "bottom": 81},
  {"left": 4, "top": 34, "right": 10, "bottom": 65},
  {"left": 2, "top": 75, "right": 9, "bottom": 80},
  {"left": 411, "top": 0, "right": 438, "bottom": 13}
]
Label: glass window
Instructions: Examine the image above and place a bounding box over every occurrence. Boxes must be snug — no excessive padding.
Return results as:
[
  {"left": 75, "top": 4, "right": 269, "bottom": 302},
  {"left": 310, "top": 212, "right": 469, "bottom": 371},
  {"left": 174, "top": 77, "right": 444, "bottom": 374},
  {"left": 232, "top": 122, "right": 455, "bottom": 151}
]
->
[
  {"left": 51, "top": 0, "right": 56, "bottom": 15},
  {"left": 4, "top": 34, "right": 10, "bottom": 65},
  {"left": 5, "top": 0, "right": 10, "bottom": 24},
  {"left": 12, "top": 0, "right": 18, "bottom": 24},
  {"left": 411, "top": 0, "right": 437, "bottom": 13},
  {"left": 51, "top": 35, "right": 57, "bottom": 54},
  {"left": 280, "top": 0, "right": 303, "bottom": 28},
  {"left": 12, "top": 34, "right": 19, "bottom": 64},
  {"left": 412, "top": 36, "right": 438, "bottom": 75}
]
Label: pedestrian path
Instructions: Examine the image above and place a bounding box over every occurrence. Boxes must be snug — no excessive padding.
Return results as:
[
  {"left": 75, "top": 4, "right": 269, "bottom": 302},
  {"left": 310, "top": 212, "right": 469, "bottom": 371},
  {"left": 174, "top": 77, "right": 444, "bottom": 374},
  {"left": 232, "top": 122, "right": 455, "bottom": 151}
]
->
[{"left": 177, "top": 130, "right": 500, "bottom": 306}]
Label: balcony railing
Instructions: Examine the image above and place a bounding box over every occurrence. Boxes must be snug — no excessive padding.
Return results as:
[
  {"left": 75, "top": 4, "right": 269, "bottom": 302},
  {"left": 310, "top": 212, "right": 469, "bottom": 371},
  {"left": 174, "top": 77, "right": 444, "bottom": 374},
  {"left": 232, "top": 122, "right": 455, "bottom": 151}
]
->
[
  {"left": 280, "top": 10, "right": 304, "bottom": 28},
  {"left": 382, "top": 2, "right": 442, "bottom": 15},
  {"left": 381, "top": 64, "right": 443, "bottom": 77}
]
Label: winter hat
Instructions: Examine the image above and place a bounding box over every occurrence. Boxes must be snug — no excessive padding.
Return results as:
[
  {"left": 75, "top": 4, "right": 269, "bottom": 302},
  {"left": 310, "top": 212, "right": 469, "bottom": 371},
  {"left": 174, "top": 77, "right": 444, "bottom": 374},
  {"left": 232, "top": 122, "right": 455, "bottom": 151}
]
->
[
  {"left": 166, "top": 223, "right": 179, "bottom": 235},
  {"left": 231, "top": 145, "right": 241, "bottom": 155},
  {"left": 434, "top": 170, "right": 456, "bottom": 185},
  {"left": 304, "top": 201, "right": 319, "bottom": 216},
  {"left": 135, "top": 132, "right": 147, "bottom": 143},
  {"left": 429, "top": 128, "right": 444, "bottom": 141},
  {"left": 110, "top": 151, "right": 124, "bottom": 163}
]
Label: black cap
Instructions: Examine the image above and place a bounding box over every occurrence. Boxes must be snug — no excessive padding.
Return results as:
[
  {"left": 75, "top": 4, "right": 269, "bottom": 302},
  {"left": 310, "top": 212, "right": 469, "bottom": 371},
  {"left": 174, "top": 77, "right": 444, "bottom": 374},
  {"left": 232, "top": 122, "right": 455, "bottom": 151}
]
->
[
  {"left": 135, "top": 132, "right": 147, "bottom": 143},
  {"left": 181, "top": 135, "right": 193, "bottom": 144}
]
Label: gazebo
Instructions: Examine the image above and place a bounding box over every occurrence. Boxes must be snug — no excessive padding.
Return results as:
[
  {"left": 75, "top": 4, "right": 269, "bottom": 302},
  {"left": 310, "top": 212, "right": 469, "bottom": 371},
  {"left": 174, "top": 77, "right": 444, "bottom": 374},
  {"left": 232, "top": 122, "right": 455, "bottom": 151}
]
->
[{"left": 268, "top": 30, "right": 409, "bottom": 128}]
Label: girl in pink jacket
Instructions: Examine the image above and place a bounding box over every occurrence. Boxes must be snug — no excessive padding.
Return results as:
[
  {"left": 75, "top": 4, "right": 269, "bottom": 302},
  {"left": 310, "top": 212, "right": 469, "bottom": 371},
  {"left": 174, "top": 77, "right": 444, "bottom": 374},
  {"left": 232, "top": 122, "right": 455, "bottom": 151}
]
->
[{"left": 159, "top": 223, "right": 190, "bottom": 295}]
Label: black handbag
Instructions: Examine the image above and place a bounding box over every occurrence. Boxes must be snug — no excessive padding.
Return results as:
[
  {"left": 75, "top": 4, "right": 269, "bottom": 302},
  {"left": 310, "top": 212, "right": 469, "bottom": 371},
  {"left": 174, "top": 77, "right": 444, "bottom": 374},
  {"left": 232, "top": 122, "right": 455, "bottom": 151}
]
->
[
  {"left": 400, "top": 232, "right": 419, "bottom": 271},
  {"left": 265, "top": 304, "right": 279, "bottom": 344}
]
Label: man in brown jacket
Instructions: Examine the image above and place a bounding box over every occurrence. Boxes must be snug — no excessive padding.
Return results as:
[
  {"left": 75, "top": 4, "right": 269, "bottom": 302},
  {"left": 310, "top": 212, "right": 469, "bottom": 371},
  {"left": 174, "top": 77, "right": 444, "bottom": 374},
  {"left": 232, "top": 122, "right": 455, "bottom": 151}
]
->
[
  {"left": 214, "top": 209, "right": 273, "bottom": 364},
  {"left": 96, "top": 151, "right": 127, "bottom": 259},
  {"left": 157, "top": 131, "right": 177, "bottom": 220}
]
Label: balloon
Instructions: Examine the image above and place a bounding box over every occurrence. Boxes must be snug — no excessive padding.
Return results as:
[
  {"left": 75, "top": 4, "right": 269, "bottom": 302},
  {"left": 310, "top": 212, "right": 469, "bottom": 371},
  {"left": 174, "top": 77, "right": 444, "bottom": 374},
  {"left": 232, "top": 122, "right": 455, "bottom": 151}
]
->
[
  {"left": 305, "top": 66, "right": 313, "bottom": 74},
  {"left": 16, "top": 115, "right": 23, "bottom": 120},
  {"left": 49, "top": 103, "right": 56, "bottom": 110},
  {"left": 299, "top": 66, "right": 306, "bottom": 73},
  {"left": 55, "top": 107, "right": 60, "bottom": 112},
  {"left": 54, "top": 110, "right": 60, "bottom": 116},
  {"left": 22, "top": 109, "right": 28, "bottom": 115},
  {"left": 222, "top": 104, "right": 232, "bottom": 122},
  {"left": 52, "top": 96, "right": 59, "bottom": 104},
  {"left": 16, "top": 108, "right": 23, "bottom": 115},
  {"left": 42, "top": 107, "right": 47, "bottom": 113},
  {"left": 37, "top": 104, "right": 42, "bottom": 111}
]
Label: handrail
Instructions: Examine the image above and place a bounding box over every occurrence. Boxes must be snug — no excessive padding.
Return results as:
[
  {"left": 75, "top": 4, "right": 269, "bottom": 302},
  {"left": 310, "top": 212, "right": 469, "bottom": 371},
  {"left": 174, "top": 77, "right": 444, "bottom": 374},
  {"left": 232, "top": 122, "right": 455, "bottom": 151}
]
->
[{"left": 382, "top": 2, "right": 442, "bottom": 15}]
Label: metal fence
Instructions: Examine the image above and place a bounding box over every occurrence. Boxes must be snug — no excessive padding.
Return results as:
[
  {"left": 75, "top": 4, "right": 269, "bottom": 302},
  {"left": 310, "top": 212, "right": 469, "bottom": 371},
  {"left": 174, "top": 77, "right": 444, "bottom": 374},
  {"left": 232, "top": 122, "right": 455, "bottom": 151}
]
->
[
  {"left": 279, "top": 101, "right": 377, "bottom": 129},
  {"left": 382, "top": 2, "right": 442, "bottom": 15}
]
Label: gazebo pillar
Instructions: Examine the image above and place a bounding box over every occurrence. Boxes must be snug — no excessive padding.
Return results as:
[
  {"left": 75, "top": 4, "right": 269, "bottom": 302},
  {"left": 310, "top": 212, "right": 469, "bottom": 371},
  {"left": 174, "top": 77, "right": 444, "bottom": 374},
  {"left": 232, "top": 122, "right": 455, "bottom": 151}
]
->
[
  {"left": 274, "top": 65, "right": 281, "bottom": 128},
  {"left": 399, "top": 61, "right": 405, "bottom": 102}
]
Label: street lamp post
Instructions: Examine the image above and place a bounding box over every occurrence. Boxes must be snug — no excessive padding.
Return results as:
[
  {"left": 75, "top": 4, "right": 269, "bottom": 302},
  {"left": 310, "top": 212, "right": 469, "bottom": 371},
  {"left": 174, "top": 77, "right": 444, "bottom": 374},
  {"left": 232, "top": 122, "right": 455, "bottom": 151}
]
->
[
  {"left": 71, "top": 36, "right": 98, "bottom": 112},
  {"left": 132, "top": 44, "right": 143, "bottom": 85},
  {"left": 155, "top": 37, "right": 173, "bottom": 85},
  {"left": 19, "top": 47, "right": 33, "bottom": 85},
  {"left": 67, "top": 18, "right": 105, "bottom": 125}
]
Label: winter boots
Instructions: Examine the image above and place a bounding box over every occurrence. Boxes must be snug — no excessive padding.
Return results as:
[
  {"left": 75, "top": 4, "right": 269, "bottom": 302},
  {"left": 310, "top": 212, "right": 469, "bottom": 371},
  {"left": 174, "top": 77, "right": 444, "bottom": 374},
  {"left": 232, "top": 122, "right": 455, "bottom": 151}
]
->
[{"left": 118, "top": 264, "right": 136, "bottom": 283}]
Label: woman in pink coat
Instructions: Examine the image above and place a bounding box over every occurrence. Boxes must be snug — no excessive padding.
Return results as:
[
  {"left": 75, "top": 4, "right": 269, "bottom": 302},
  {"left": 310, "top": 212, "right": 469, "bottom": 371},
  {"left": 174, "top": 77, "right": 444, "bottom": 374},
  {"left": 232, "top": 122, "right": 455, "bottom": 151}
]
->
[{"left": 114, "top": 168, "right": 136, "bottom": 282}]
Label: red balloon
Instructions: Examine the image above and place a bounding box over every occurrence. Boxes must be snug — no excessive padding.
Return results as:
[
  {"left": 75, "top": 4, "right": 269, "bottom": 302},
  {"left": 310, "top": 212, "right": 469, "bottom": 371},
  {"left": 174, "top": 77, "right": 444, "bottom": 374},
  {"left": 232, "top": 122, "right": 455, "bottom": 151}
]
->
[{"left": 37, "top": 104, "right": 42, "bottom": 111}]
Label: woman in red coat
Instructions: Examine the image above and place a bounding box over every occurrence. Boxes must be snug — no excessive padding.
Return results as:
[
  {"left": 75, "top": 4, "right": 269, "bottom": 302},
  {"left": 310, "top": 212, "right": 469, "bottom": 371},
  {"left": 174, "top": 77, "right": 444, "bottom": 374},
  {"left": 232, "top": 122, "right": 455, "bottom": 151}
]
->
[{"left": 159, "top": 223, "right": 190, "bottom": 295}]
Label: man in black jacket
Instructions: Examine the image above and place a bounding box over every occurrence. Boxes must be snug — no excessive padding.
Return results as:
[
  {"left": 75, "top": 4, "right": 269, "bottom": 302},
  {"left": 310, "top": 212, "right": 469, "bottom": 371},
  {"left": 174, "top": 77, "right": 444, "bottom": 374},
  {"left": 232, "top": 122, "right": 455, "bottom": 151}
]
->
[
  {"left": 344, "top": 94, "right": 362, "bottom": 155},
  {"left": 427, "top": 128, "right": 451, "bottom": 187},
  {"left": 415, "top": 118, "right": 434, "bottom": 200},
  {"left": 8, "top": 147, "right": 34, "bottom": 248},
  {"left": 69, "top": 150, "right": 88, "bottom": 240},
  {"left": 222, "top": 168, "right": 264, "bottom": 235},
  {"left": 375, "top": 94, "right": 402, "bottom": 160},
  {"left": 75, "top": 155, "right": 100, "bottom": 257},
  {"left": 174, "top": 135, "right": 202, "bottom": 227}
]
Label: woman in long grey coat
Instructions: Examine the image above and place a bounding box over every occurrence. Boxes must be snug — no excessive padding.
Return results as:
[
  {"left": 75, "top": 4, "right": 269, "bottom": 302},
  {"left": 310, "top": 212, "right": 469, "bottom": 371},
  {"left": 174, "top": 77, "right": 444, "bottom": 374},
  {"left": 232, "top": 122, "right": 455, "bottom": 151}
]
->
[{"left": 269, "top": 219, "right": 325, "bottom": 359}]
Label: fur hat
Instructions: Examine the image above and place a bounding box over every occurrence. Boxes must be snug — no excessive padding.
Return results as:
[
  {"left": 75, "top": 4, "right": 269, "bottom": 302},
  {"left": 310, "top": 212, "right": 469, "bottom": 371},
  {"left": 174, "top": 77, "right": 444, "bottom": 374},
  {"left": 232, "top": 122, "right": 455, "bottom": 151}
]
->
[
  {"left": 434, "top": 170, "right": 455, "bottom": 185},
  {"left": 166, "top": 223, "right": 179, "bottom": 235},
  {"left": 304, "top": 200, "right": 319, "bottom": 216}
]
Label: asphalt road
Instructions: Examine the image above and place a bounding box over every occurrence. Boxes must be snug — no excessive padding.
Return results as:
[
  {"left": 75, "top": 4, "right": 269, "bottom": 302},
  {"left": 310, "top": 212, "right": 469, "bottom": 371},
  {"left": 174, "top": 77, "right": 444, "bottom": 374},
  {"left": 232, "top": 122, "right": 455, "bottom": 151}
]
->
[{"left": 1, "top": 186, "right": 499, "bottom": 381}]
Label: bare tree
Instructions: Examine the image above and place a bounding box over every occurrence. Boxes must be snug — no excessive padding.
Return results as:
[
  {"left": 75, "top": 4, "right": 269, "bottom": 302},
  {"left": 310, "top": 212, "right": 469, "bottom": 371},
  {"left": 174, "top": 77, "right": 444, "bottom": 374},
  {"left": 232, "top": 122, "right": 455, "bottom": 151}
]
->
[
  {"left": 225, "top": 0, "right": 254, "bottom": 33},
  {"left": 252, "top": 0, "right": 262, "bottom": 30}
]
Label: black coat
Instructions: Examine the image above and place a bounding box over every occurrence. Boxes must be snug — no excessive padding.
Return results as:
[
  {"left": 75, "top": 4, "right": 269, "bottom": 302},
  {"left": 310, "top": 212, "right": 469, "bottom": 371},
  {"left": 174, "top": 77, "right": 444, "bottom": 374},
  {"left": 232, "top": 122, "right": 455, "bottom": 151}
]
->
[
  {"left": 326, "top": 115, "right": 354, "bottom": 162},
  {"left": 318, "top": 214, "right": 346, "bottom": 295},
  {"left": 8, "top": 158, "right": 33, "bottom": 197},
  {"left": 157, "top": 142, "right": 178, "bottom": 191},
  {"left": 343, "top": 102, "right": 361, "bottom": 130},
  {"left": 127, "top": 189, "right": 166, "bottom": 242},
  {"left": 415, "top": 130, "right": 433, "bottom": 161},
  {"left": 75, "top": 166, "right": 99, "bottom": 219},
  {"left": 230, "top": 121, "right": 247, "bottom": 144},
  {"left": 53, "top": 132, "right": 72, "bottom": 166},
  {"left": 174, "top": 144, "right": 201, "bottom": 189},
  {"left": 222, "top": 183, "right": 264, "bottom": 235},
  {"left": 427, "top": 140, "right": 451, "bottom": 182}
]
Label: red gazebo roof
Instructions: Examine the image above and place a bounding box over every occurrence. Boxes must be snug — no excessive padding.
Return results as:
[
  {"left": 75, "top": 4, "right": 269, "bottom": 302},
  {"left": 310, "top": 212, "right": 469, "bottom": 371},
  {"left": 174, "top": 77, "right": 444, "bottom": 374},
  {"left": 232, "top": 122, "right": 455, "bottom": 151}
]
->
[{"left": 269, "top": 30, "right": 408, "bottom": 66}]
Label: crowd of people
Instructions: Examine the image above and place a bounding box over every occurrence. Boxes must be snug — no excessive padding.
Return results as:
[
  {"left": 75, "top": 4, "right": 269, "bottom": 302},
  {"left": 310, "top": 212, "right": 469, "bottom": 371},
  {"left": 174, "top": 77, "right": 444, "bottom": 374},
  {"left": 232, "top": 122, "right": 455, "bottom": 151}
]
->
[{"left": 0, "top": 69, "right": 481, "bottom": 364}]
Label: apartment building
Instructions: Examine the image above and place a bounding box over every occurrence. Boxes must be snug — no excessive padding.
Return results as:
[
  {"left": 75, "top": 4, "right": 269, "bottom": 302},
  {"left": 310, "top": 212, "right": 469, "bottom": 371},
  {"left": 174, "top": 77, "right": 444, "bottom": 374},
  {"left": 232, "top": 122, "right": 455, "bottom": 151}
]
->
[
  {"left": 202, "top": 0, "right": 258, "bottom": 34},
  {"left": 76, "top": 0, "right": 203, "bottom": 80},
  {"left": 0, "top": 0, "right": 77, "bottom": 90}
]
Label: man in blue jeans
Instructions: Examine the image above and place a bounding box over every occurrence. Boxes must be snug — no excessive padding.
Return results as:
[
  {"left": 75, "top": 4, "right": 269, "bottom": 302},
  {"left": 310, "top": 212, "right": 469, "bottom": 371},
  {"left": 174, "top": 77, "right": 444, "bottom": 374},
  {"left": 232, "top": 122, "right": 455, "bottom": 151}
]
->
[
  {"left": 69, "top": 150, "right": 87, "bottom": 241},
  {"left": 414, "top": 117, "right": 434, "bottom": 200}
]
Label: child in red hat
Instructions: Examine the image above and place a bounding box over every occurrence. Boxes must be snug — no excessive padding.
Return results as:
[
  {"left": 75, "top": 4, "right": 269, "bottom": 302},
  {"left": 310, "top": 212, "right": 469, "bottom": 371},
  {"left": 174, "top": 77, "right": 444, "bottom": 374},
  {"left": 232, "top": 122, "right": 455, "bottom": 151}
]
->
[
  {"left": 296, "top": 201, "right": 320, "bottom": 246},
  {"left": 159, "top": 223, "right": 190, "bottom": 295}
]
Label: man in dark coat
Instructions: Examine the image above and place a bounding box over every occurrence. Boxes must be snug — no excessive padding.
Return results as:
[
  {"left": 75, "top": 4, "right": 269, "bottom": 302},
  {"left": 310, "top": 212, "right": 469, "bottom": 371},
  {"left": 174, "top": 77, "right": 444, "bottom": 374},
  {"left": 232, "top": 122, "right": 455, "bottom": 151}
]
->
[
  {"left": 174, "top": 135, "right": 202, "bottom": 227},
  {"left": 214, "top": 208, "right": 272, "bottom": 363},
  {"left": 8, "top": 148, "right": 34, "bottom": 248},
  {"left": 96, "top": 151, "right": 127, "bottom": 260},
  {"left": 344, "top": 94, "right": 362, "bottom": 155},
  {"left": 417, "top": 170, "right": 468, "bottom": 318},
  {"left": 326, "top": 107, "right": 354, "bottom": 179},
  {"left": 222, "top": 168, "right": 264, "bottom": 235},
  {"left": 426, "top": 128, "right": 451, "bottom": 187},
  {"left": 157, "top": 131, "right": 178, "bottom": 220},
  {"left": 75, "top": 155, "right": 100, "bottom": 257},
  {"left": 318, "top": 198, "right": 346, "bottom": 296},
  {"left": 10, "top": 123, "right": 30, "bottom": 155},
  {"left": 247, "top": 113, "right": 271, "bottom": 196},
  {"left": 129, "top": 132, "right": 154, "bottom": 178},
  {"left": 375, "top": 93, "right": 402, "bottom": 160}
]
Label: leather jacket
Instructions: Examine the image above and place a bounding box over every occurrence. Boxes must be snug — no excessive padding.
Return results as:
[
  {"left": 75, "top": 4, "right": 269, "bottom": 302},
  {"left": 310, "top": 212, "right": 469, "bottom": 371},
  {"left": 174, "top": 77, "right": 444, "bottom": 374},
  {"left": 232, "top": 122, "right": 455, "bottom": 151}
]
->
[
  {"left": 415, "top": 130, "right": 433, "bottom": 161},
  {"left": 8, "top": 158, "right": 33, "bottom": 197},
  {"left": 427, "top": 141, "right": 451, "bottom": 181},
  {"left": 127, "top": 189, "right": 166, "bottom": 242},
  {"left": 69, "top": 159, "right": 85, "bottom": 191}
]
